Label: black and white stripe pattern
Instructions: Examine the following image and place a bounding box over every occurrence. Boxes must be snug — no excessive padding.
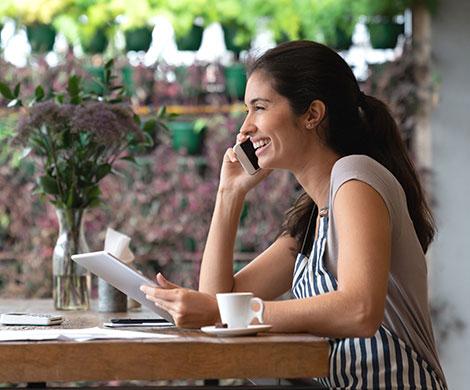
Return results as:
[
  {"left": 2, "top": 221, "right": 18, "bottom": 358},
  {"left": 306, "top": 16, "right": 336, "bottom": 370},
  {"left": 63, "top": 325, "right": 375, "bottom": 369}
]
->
[{"left": 292, "top": 215, "right": 447, "bottom": 389}]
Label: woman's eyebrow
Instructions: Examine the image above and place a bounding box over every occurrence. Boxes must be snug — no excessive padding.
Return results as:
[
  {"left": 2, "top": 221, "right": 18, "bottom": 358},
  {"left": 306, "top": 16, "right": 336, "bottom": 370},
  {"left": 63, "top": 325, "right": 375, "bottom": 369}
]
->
[{"left": 247, "top": 98, "right": 272, "bottom": 105}]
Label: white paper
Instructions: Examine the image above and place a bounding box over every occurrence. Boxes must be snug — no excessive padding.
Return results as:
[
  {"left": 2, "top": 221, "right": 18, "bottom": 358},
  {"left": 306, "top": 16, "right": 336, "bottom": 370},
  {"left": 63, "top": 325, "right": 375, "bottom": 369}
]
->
[
  {"left": 105, "top": 227, "right": 134, "bottom": 264},
  {"left": 0, "top": 327, "right": 177, "bottom": 342}
]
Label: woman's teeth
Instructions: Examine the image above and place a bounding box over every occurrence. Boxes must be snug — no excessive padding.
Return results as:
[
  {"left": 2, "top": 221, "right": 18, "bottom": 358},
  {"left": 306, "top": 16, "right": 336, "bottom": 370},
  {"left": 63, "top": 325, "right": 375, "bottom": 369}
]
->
[{"left": 253, "top": 139, "right": 271, "bottom": 149}]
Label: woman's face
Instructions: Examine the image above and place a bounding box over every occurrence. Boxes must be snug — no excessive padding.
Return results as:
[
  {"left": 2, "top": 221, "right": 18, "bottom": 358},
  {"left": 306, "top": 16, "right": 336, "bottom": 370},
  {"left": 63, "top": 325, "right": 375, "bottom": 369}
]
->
[{"left": 240, "top": 71, "right": 311, "bottom": 171}]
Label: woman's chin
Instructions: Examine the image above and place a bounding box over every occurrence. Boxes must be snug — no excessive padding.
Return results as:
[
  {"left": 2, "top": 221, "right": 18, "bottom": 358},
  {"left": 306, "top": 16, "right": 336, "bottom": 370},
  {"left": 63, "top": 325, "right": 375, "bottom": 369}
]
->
[{"left": 258, "top": 157, "right": 276, "bottom": 170}]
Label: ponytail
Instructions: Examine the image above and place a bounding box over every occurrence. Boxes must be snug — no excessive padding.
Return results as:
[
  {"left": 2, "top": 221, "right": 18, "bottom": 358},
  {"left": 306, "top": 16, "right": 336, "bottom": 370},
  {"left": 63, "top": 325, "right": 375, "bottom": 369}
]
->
[{"left": 359, "top": 94, "right": 436, "bottom": 253}]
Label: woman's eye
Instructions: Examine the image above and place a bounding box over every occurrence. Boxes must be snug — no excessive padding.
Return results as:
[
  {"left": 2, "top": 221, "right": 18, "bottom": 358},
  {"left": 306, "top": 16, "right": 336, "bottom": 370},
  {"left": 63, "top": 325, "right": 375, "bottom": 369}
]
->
[{"left": 254, "top": 106, "right": 265, "bottom": 111}]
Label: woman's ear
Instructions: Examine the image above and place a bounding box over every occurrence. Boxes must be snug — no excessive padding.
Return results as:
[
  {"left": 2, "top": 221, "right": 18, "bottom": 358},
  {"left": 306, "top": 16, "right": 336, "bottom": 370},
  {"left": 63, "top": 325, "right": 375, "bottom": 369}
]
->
[{"left": 304, "top": 100, "right": 326, "bottom": 129}]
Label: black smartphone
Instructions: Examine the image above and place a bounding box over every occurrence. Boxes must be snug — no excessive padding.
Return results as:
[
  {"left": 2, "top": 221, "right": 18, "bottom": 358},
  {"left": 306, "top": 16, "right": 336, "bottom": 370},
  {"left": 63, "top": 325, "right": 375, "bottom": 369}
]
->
[
  {"left": 233, "top": 139, "right": 260, "bottom": 175},
  {"left": 110, "top": 318, "right": 171, "bottom": 324}
]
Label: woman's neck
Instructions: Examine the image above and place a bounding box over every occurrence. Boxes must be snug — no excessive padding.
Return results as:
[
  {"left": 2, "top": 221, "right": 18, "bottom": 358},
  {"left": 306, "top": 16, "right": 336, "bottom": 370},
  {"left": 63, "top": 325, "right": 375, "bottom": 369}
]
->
[{"left": 293, "top": 150, "right": 340, "bottom": 208}]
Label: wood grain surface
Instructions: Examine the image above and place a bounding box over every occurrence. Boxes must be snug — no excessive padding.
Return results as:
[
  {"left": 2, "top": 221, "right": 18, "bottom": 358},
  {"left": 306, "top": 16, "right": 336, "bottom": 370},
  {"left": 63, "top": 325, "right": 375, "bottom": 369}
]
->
[{"left": 0, "top": 299, "right": 329, "bottom": 383}]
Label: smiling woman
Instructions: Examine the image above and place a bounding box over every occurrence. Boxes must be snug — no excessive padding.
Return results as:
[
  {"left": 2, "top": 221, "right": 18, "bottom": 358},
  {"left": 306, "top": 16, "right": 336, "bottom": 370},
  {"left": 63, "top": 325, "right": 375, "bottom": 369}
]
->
[{"left": 141, "top": 40, "right": 447, "bottom": 390}]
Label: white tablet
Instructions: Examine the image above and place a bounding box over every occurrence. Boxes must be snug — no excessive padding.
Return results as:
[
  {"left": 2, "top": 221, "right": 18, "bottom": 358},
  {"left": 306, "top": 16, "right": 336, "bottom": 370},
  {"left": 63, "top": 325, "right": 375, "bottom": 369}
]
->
[{"left": 71, "top": 251, "right": 173, "bottom": 323}]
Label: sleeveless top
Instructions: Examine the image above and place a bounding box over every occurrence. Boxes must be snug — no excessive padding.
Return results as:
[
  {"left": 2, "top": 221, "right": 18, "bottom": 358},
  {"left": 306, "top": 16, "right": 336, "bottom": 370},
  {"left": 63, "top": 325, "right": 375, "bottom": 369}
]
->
[{"left": 292, "top": 155, "right": 447, "bottom": 389}]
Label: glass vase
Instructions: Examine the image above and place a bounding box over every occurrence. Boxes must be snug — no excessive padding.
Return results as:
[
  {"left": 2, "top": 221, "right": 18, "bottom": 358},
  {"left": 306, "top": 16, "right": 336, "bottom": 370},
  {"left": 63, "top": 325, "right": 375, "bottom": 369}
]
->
[{"left": 52, "top": 208, "right": 90, "bottom": 310}]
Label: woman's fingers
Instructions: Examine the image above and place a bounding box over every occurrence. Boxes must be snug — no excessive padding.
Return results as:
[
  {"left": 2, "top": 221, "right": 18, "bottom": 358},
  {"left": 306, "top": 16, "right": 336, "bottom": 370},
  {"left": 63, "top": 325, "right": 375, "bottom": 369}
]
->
[
  {"left": 149, "top": 297, "right": 179, "bottom": 319},
  {"left": 140, "top": 285, "right": 177, "bottom": 301},
  {"left": 223, "top": 148, "right": 238, "bottom": 163},
  {"left": 236, "top": 133, "right": 249, "bottom": 144},
  {"left": 156, "top": 273, "right": 179, "bottom": 289}
]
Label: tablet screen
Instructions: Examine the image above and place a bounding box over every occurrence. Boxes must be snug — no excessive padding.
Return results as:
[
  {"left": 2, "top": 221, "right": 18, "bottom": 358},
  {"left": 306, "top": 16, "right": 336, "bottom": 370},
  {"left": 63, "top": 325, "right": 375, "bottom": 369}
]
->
[{"left": 71, "top": 251, "right": 173, "bottom": 323}]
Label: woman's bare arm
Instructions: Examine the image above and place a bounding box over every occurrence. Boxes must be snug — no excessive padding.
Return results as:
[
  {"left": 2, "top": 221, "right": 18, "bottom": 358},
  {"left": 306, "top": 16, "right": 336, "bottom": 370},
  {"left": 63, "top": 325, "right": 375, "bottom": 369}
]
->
[{"left": 262, "top": 180, "right": 391, "bottom": 338}]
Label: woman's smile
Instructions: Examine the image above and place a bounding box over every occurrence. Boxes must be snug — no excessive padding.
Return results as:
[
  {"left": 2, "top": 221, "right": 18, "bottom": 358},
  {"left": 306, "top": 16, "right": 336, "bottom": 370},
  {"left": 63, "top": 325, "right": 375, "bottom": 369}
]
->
[{"left": 252, "top": 137, "right": 272, "bottom": 157}]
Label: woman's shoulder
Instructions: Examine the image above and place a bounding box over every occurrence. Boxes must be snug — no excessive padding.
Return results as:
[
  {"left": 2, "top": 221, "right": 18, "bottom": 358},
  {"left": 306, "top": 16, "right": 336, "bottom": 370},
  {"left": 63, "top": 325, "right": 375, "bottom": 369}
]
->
[
  {"left": 329, "top": 154, "right": 406, "bottom": 215},
  {"left": 331, "top": 154, "right": 400, "bottom": 189}
]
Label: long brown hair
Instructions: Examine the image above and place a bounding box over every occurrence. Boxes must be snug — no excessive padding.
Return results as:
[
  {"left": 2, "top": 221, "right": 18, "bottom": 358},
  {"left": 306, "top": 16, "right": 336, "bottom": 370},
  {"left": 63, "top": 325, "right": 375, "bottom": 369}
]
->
[{"left": 250, "top": 40, "right": 435, "bottom": 253}]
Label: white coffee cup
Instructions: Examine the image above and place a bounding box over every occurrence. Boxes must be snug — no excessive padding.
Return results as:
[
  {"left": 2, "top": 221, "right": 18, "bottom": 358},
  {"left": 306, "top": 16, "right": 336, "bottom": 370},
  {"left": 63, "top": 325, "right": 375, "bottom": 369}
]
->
[{"left": 216, "top": 292, "right": 264, "bottom": 329}]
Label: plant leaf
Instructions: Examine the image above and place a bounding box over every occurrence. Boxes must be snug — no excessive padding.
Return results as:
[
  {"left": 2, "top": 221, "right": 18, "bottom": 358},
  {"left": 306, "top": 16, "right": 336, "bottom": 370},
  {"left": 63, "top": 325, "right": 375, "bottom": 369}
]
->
[
  {"left": 94, "top": 163, "right": 112, "bottom": 181},
  {"left": 143, "top": 119, "right": 157, "bottom": 133},
  {"left": 156, "top": 106, "right": 166, "bottom": 118},
  {"left": 39, "top": 175, "right": 60, "bottom": 195},
  {"left": 20, "top": 147, "right": 32, "bottom": 160},
  {"left": 105, "top": 59, "right": 114, "bottom": 70},
  {"left": 34, "top": 85, "right": 45, "bottom": 101},
  {"left": 7, "top": 99, "right": 20, "bottom": 108},
  {"left": 87, "top": 198, "right": 102, "bottom": 208},
  {"left": 14, "top": 83, "right": 21, "bottom": 98},
  {"left": 67, "top": 75, "right": 81, "bottom": 104},
  {"left": 120, "top": 155, "right": 137, "bottom": 164},
  {"left": 86, "top": 185, "right": 101, "bottom": 198},
  {"left": 0, "top": 82, "right": 14, "bottom": 100}
]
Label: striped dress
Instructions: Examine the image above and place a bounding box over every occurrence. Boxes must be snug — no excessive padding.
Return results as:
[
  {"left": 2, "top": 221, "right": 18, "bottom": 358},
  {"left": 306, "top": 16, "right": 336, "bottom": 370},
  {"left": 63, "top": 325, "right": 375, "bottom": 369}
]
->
[{"left": 292, "top": 214, "right": 447, "bottom": 389}]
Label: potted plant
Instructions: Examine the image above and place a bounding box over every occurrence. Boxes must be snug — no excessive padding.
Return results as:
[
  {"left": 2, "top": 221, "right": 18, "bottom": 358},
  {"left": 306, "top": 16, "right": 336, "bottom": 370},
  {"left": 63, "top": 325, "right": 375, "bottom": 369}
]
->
[
  {"left": 110, "top": 0, "right": 158, "bottom": 53},
  {"left": 0, "top": 59, "right": 165, "bottom": 310},
  {"left": 224, "top": 62, "right": 247, "bottom": 101},
  {"left": 162, "top": 0, "right": 205, "bottom": 51},
  {"left": 359, "top": 0, "right": 407, "bottom": 49},
  {"left": 168, "top": 117, "right": 207, "bottom": 155},
  {"left": 284, "top": 0, "right": 360, "bottom": 51},
  {"left": 203, "top": 0, "right": 258, "bottom": 57},
  {"left": 2, "top": 0, "right": 72, "bottom": 54},
  {"left": 174, "top": 21, "right": 204, "bottom": 51},
  {"left": 80, "top": 27, "right": 110, "bottom": 54},
  {"left": 124, "top": 26, "right": 153, "bottom": 52},
  {"left": 26, "top": 23, "right": 57, "bottom": 53},
  {"left": 51, "top": 1, "right": 115, "bottom": 55}
]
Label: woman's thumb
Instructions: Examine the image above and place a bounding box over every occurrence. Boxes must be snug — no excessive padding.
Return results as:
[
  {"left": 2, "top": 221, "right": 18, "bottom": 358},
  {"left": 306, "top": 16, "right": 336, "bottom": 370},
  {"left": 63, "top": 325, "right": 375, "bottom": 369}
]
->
[{"left": 156, "top": 273, "right": 178, "bottom": 289}]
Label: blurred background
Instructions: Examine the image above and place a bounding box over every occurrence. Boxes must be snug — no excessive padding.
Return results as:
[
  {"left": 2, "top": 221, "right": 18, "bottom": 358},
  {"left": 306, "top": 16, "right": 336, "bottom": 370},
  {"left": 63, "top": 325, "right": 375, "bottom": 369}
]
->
[{"left": 0, "top": 0, "right": 469, "bottom": 387}]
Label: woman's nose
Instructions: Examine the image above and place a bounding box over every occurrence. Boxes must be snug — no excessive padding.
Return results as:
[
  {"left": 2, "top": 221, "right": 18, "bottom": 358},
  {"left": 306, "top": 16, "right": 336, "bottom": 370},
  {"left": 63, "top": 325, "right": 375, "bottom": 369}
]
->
[{"left": 239, "top": 119, "right": 256, "bottom": 136}]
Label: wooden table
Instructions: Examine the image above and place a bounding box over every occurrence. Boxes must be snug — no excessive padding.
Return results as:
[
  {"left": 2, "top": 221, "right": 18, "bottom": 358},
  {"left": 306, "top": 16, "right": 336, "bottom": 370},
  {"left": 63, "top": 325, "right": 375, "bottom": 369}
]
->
[{"left": 0, "top": 299, "right": 329, "bottom": 385}]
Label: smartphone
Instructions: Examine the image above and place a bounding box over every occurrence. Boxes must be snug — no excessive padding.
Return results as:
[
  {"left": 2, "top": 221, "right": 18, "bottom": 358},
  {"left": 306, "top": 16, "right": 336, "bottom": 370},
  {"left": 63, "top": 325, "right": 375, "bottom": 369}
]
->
[
  {"left": 233, "top": 139, "right": 260, "bottom": 175},
  {"left": 110, "top": 318, "right": 170, "bottom": 324}
]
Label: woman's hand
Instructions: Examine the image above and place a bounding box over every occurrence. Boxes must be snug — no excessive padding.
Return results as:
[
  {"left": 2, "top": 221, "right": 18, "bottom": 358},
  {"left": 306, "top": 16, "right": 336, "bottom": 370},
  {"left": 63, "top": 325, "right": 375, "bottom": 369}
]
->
[
  {"left": 219, "top": 133, "right": 272, "bottom": 196},
  {"left": 140, "top": 273, "right": 219, "bottom": 329}
]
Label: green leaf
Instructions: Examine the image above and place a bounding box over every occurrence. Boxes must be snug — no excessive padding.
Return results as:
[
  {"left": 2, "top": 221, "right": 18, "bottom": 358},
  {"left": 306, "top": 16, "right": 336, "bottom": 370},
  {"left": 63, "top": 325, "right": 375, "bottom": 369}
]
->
[
  {"left": 94, "top": 163, "right": 112, "bottom": 181},
  {"left": 133, "top": 113, "right": 141, "bottom": 125},
  {"left": 30, "top": 134, "right": 49, "bottom": 154},
  {"left": 156, "top": 106, "right": 166, "bottom": 118},
  {"left": 193, "top": 118, "right": 207, "bottom": 134},
  {"left": 66, "top": 189, "right": 76, "bottom": 208},
  {"left": 86, "top": 185, "right": 101, "bottom": 198},
  {"left": 143, "top": 132, "right": 154, "bottom": 147},
  {"left": 87, "top": 198, "right": 102, "bottom": 208},
  {"left": 55, "top": 93, "right": 64, "bottom": 104},
  {"left": 67, "top": 75, "right": 81, "bottom": 104},
  {"left": 120, "top": 155, "right": 137, "bottom": 164},
  {"left": 14, "top": 83, "right": 21, "bottom": 98},
  {"left": 0, "top": 82, "right": 14, "bottom": 100},
  {"left": 34, "top": 86, "right": 45, "bottom": 101},
  {"left": 105, "top": 59, "right": 114, "bottom": 70},
  {"left": 39, "top": 175, "right": 60, "bottom": 195},
  {"left": 143, "top": 119, "right": 157, "bottom": 134}
]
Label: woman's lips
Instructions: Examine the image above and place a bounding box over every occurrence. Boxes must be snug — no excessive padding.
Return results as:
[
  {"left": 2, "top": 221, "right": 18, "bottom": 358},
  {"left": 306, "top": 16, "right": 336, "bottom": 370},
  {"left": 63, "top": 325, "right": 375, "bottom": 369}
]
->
[{"left": 255, "top": 142, "right": 270, "bottom": 157}]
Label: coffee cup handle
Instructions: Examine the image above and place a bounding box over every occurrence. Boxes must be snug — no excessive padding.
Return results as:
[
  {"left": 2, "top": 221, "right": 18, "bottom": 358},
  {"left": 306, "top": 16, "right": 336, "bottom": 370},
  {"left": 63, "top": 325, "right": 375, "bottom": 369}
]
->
[{"left": 250, "top": 297, "right": 264, "bottom": 324}]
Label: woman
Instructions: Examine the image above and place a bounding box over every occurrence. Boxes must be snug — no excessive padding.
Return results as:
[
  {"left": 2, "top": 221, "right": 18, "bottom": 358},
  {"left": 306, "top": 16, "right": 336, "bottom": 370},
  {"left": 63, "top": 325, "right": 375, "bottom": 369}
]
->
[{"left": 141, "top": 41, "right": 447, "bottom": 389}]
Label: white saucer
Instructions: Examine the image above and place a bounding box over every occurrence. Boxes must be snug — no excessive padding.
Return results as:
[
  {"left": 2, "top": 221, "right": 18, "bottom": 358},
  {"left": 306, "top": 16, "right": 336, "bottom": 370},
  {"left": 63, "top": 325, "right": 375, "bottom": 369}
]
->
[{"left": 200, "top": 324, "right": 272, "bottom": 337}]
